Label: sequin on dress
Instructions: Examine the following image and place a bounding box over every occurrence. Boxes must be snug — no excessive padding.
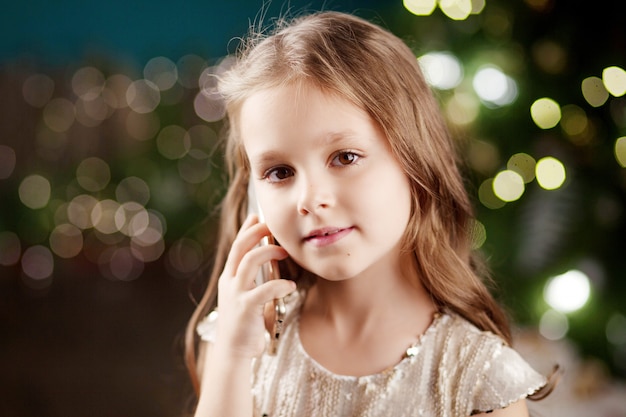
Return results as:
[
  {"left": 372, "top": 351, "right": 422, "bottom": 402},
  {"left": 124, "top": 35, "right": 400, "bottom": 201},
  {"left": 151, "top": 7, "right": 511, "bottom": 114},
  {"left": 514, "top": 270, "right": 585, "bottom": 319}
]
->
[{"left": 197, "top": 293, "right": 546, "bottom": 417}]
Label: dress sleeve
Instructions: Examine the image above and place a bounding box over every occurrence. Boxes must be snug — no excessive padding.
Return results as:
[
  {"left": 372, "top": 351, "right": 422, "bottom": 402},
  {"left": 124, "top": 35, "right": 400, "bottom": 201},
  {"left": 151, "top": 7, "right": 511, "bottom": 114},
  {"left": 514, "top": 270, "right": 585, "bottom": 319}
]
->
[
  {"left": 469, "top": 339, "right": 547, "bottom": 414},
  {"left": 196, "top": 310, "right": 219, "bottom": 343}
]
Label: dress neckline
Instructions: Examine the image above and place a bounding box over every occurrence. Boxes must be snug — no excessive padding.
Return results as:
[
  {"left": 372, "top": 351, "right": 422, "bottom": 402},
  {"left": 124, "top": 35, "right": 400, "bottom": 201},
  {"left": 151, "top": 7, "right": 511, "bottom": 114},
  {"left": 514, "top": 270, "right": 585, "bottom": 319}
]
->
[{"left": 292, "top": 307, "right": 445, "bottom": 380}]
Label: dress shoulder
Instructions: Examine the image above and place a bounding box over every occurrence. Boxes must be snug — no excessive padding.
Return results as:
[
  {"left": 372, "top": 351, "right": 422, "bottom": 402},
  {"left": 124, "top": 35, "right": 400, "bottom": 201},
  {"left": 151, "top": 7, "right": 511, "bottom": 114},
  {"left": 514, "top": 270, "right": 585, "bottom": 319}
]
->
[{"left": 439, "top": 314, "right": 547, "bottom": 415}]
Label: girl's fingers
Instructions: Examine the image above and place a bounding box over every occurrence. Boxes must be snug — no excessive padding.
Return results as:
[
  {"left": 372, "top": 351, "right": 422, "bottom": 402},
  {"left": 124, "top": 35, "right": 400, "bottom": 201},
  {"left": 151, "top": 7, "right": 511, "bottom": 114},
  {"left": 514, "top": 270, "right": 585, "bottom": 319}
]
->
[
  {"left": 247, "top": 278, "right": 297, "bottom": 306},
  {"left": 235, "top": 244, "right": 288, "bottom": 290},
  {"left": 222, "top": 215, "right": 267, "bottom": 277}
]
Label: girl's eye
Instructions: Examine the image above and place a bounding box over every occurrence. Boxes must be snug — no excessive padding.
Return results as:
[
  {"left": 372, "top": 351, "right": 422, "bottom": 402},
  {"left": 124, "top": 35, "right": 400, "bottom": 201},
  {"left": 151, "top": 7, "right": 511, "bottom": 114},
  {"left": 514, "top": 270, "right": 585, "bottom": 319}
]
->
[
  {"left": 265, "top": 166, "right": 294, "bottom": 183},
  {"left": 331, "top": 151, "right": 360, "bottom": 166}
]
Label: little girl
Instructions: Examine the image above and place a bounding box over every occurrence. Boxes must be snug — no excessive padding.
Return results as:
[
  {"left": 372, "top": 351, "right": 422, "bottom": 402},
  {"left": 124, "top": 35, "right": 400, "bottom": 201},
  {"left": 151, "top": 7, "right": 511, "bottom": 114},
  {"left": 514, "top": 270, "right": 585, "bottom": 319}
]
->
[{"left": 185, "top": 11, "right": 554, "bottom": 417}]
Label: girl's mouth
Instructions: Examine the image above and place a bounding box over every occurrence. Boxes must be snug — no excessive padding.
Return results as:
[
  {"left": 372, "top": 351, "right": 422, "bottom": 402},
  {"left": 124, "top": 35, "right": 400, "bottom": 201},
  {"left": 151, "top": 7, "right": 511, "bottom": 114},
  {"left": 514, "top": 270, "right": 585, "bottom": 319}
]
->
[{"left": 304, "top": 227, "right": 353, "bottom": 247}]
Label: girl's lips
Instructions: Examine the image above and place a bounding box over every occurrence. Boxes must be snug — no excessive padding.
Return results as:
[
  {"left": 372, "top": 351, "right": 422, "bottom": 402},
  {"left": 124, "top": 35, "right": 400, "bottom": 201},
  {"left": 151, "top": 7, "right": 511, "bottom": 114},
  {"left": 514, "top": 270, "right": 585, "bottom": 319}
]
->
[{"left": 303, "top": 227, "right": 353, "bottom": 247}]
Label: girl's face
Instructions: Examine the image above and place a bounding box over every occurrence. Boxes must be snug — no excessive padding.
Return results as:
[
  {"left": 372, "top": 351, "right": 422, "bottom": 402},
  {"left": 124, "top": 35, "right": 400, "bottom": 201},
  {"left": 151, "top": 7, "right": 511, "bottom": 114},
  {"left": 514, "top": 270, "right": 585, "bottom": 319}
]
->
[{"left": 240, "top": 84, "right": 413, "bottom": 282}]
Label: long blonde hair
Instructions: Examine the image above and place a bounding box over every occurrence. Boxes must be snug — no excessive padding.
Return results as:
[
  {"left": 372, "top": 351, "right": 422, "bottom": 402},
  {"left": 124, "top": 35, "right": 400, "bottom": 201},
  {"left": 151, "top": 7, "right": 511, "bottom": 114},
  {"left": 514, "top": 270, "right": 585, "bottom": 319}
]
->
[{"left": 185, "top": 11, "right": 553, "bottom": 397}]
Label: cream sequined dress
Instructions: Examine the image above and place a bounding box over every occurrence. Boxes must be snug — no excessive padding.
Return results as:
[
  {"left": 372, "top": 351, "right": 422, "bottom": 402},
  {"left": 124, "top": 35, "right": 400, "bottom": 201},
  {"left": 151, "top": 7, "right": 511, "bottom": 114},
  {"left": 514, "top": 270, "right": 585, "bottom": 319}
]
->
[{"left": 197, "top": 292, "right": 546, "bottom": 417}]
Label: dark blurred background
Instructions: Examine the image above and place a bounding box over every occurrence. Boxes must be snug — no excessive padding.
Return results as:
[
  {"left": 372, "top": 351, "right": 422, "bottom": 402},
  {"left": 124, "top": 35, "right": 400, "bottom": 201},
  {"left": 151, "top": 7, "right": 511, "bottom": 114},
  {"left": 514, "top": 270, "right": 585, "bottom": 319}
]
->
[{"left": 1, "top": 1, "right": 625, "bottom": 416}]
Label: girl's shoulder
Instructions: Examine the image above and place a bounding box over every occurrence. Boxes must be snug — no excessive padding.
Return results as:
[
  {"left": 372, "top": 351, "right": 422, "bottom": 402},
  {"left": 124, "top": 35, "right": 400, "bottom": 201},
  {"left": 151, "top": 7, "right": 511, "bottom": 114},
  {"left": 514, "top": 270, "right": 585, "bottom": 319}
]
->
[{"left": 431, "top": 312, "right": 547, "bottom": 414}]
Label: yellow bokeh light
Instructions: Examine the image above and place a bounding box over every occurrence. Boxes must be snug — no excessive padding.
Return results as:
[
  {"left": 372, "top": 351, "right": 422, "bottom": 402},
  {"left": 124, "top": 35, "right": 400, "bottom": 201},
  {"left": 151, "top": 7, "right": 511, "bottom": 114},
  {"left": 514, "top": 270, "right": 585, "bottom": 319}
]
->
[
  {"left": 530, "top": 97, "right": 561, "bottom": 129},
  {"left": 19, "top": 174, "right": 51, "bottom": 209},
  {"left": 493, "top": 170, "right": 525, "bottom": 202},
  {"left": 614, "top": 137, "right": 626, "bottom": 167},
  {"left": 478, "top": 178, "right": 506, "bottom": 209},
  {"left": 471, "top": 0, "right": 486, "bottom": 14},
  {"left": 507, "top": 153, "right": 536, "bottom": 183},
  {"left": 536, "top": 156, "right": 566, "bottom": 190},
  {"left": 581, "top": 76, "right": 609, "bottom": 107},
  {"left": 439, "top": 0, "right": 472, "bottom": 20},
  {"left": 403, "top": 0, "right": 437, "bottom": 15},
  {"left": 602, "top": 66, "right": 626, "bottom": 97}
]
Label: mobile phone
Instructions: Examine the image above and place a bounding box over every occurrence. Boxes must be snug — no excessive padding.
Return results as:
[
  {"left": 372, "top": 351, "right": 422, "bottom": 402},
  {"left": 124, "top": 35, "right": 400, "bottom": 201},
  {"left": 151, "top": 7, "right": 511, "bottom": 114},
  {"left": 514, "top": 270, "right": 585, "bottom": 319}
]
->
[{"left": 247, "top": 180, "right": 287, "bottom": 355}]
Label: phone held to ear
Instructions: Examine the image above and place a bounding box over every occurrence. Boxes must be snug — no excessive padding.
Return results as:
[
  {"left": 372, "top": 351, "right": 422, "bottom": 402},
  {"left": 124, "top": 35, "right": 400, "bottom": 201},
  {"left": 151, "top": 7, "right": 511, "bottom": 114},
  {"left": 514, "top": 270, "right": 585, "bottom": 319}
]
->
[{"left": 247, "top": 180, "right": 287, "bottom": 355}]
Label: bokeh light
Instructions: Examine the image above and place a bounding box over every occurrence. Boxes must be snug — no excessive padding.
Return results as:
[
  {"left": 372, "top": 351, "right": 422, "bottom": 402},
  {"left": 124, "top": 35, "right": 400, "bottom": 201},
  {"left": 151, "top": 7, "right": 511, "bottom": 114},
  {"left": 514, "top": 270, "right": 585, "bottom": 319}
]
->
[
  {"left": 560, "top": 104, "right": 589, "bottom": 139},
  {"left": 91, "top": 199, "right": 121, "bottom": 234},
  {"left": 535, "top": 156, "right": 566, "bottom": 190},
  {"left": 539, "top": 309, "right": 569, "bottom": 340},
  {"left": 419, "top": 51, "right": 464, "bottom": 90},
  {"left": 144, "top": 56, "right": 178, "bottom": 91},
  {"left": 76, "top": 157, "right": 111, "bottom": 192},
  {"left": 49, "top": 223, "right": 83, "bottom": 258},
  {"left": 43, "top": 98, "right": 75, "bottom": 132},
  {"left": 544, "top": 269, "right": 591, "bottom": 313},
  {"left": 473, "top": 66, "right": 518, "bottom": 107},
  {"left": 614, "top": 136, "right": 626, "bottom": 167},
  {"left": 21, "top": 245, "right": 54, "bottom": 281},
  {"left": 403, "top": 0, "right": 437, "bottom": 15},
  {"left": 126, "top": 79, "right": 161, "bottom": 113},
  {"left": 581, "top": 76, "right": 609, "bottom": 107},
  {"left": 18, "top": 174, "right": 51, "bottom": 209},
  {"left": 478, "top": 178, "right": 506, "bottom": 209},
  {"left": 71, "top": 66, "right": 105, "bottom": 100},
  {"left": 493, "top": 170, "right": 525, "bottom": 202},
  {"left": 0, "top": 145, "right": 16, "bottom": 179},
  {"left": 606, "top": 313, "right": 626, "bottom": 346},
  {"left": 530, "top": 97, "right": 561, "bottom": 129},
  {"left": 439, "top": 0, "right": 472, "bottom": 20},
  {"left": 0, "top": 231, "right": 21, "bottom": 266},
  {"left": 507, "top": 153, "right": 536, "bottom": 183},
  {"left": 116, "top": 176, "right": 151, "bottom": 205},
  {"left": 67, "top": 194, "right": 98, "bottom": 229},
  {"left": 156, "top": 125, "right": 190, "bottom": 159},
  {"left": 167, "top": 237, "right": 204, "bottom": 276},
  {"left": 445, "top": 91, "right": 480, "bottom": 125},
  {"left": 602, "top": 66, "right": 626, "bottom": 97}
]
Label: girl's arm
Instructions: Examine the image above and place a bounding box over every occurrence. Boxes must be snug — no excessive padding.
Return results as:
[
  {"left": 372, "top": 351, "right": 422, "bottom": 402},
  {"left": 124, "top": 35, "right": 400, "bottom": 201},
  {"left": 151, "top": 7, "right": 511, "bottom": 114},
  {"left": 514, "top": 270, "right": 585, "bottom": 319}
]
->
[
  {"left": 474, "top": 399, "right": 529, "bottom": 417},
  {"left": 193, "top": 215, "right": 296, "bottom": 417}
]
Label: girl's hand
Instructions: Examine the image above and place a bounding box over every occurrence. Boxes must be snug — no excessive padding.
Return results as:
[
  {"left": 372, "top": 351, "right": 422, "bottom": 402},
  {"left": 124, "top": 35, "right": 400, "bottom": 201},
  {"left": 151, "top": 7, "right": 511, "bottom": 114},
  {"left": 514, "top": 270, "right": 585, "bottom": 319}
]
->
[{"left": 214, "top": 215, "right": 296, "bottom": 360}]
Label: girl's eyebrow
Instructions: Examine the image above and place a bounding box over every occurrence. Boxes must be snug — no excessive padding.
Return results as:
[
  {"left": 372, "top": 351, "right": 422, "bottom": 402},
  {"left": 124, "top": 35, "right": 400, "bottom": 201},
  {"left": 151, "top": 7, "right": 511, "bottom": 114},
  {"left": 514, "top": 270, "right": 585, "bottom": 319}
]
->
[{"left": 249, "top": 130, "right": 365, "bottom": 167}]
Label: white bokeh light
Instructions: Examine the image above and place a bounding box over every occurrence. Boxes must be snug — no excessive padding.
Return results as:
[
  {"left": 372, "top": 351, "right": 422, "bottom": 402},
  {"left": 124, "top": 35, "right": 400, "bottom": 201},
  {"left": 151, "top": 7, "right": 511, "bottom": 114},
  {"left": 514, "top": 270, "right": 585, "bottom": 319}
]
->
[
  {"left": 544, "top": 269, "right": 591, "bottom": 313},
  {"left": 473, "top": 66, "right": 518, "bottom": 106},
  {"left": 418, "top": 52, "right": 464, "bottom": 90}
]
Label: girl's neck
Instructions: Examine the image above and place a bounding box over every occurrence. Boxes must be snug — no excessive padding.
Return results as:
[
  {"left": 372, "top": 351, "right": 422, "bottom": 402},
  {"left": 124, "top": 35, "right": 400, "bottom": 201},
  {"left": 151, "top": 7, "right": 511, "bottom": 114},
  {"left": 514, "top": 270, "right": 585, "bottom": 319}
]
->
[
  {"left": 298, "top": 253, "right": 438, "bottom": 376},
  {"left": 302, "top": 253, "right": 437, "bottom": 339}
]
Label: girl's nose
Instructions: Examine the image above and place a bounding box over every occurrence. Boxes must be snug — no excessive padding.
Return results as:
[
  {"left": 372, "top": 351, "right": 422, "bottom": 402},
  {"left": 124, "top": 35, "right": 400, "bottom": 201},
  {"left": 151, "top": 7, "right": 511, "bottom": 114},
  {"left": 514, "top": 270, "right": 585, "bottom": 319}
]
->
[{"left": 296, "top": 176, "right": 334, "bottom": 215}]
